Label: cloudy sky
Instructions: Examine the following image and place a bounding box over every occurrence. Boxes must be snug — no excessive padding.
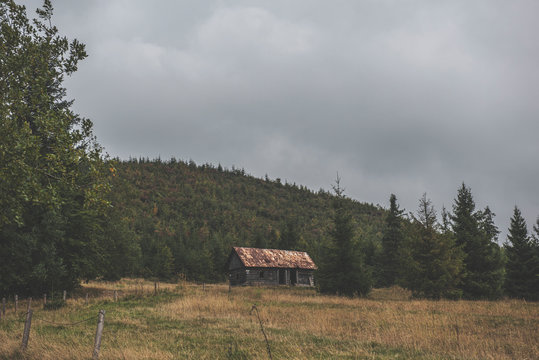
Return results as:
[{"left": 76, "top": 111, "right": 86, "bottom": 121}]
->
[{"left": 22, "top": 0, "right": 539, "bottom": 239}]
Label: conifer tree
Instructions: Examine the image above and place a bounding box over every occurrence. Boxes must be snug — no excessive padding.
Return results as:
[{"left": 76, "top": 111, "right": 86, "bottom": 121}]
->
[
  {"left": 379, "top": 194, "right": 404, "bottom": 286},
  {"left": 279, "top": 221, "right": 301, "bottom": 250},
  {"left": 318, "top": 177, "right": 372, "bottom": 296},
  {"left": 531, "top": 218, "right": 539, "bottom": 300},
  {"left": 0, "top": 0, "right": 110, "bottom": 295},
  {"left": 504, "top": 208, "right": 539, "bottom": 300},
  {"left": 401, "top": 194, "right": 462, "bottom": 298},
  {"left": 451, "top": 184, "right": 503, "bottom": 299}
]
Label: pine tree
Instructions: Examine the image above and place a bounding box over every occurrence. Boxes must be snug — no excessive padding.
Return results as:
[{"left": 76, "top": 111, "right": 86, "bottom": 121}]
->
[
  {"left": 504, "top": 207, "right": 539, "bottom": 300},
  {"left": 318, "top": 177, "right": 372, "bottom": 296},
  {"left": 401, "top": 194, "right": 463, "bottom": 299},
  {"left": 451, "top": 184, "right": 503, "bottom": 299},
  {"left": 379, "top": 194, "right": 404, "bottom": 286},
  {"left": 531, "top": 218, "right": 539, "bottom": 300},
  {"left": 279, "top": 221, "right": 301, "bottom": 250}
]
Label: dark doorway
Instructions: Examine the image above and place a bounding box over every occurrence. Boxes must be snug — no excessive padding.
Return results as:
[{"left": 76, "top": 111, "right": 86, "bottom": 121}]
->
[
  {"left": 279, "top": 269, "right": 286, "bottom": 284},
  {"left": 290, "top": 269, "right": 297, "bottom": 285}
]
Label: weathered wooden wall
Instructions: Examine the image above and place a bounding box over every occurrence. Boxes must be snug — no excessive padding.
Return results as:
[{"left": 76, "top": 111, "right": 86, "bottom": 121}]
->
[{"left": 229, "top": 268, "right": 314, "bottom": 287}]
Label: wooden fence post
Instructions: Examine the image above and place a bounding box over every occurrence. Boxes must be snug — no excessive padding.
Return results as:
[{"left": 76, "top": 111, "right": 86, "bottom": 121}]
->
[
  {"left": 27, "top": 297, "right": 32, "bottom": 312},
  {"left": 92, "top": 310, "right": 106, "bottom": 359},
  {"left": 21, "top": 309, "right": 33, "bottom": 350},
  {"left": 154, "top": 282, "right": 157, "bottom": 296},
  {"left": 114, "top": 290, "right": 117, "bottom": 302},
  {"left": 63, "top": 290, "right": 66, "bottom": 301},
  {"left": 15, "top": 295, "right": 18, "bottom": 314},
  {"left": 85, "top": 293, "right": 89, "bottom": 306}
]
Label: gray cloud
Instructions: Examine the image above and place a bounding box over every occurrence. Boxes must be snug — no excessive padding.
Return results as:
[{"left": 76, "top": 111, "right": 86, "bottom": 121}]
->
[{"left": 20, "top": 0, "right": 539, "bottom": 239}]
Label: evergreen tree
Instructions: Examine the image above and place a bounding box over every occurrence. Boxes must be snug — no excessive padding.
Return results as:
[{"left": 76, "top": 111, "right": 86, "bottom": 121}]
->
[
  {"left": 531, "top": 218, "right": 539, "bottom": 300},
  {"left": 504, "top": 207, "right": 539, "bottom": 300},
  {"left": 318, "top": 177, "right": 372, "bottom": 297},
  {"left": 451, "top": 184, "right": 503, "bottom": 299},
  {"left": 279, "top": 221, "right": 300, "bottom": 250},
  {"left": 401, "top": 194, "right": 462, "bottom": 299},
  {"left": 0, "top": 0, "right": 110, "bottom": 295},
  {"left": 379, "top": 194, "right": 404, "bottom": 286}
]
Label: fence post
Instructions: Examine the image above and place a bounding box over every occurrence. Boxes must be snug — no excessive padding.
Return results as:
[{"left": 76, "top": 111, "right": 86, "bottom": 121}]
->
[
  {"left": 154, "top": 282, "right": 157, "bottom": 296},
  {"left": 92, "top": 310, "right": 106, "bottom": 359},
  {"left": 15, "top": 295, "right": 18, "bottom": 314},
  {"left": 27, "top": 297, "right": 32, "bottom": 312},
  {"left": 21, "top": 309, "right": 33, "bottom": 350},
  {"left": 85, "top": 293, "right": 89, "bottom": 306},
  {"left": 63, "top": 290, "right": 66, "bottom": 301},
  {"left": 114, "top": 290, "right": 118, "bottom": 302}
]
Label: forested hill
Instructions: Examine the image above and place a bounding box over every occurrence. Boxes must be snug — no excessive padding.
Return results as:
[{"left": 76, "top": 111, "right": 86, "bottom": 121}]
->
[{"left": 108, "top": 158, "right": 386, "bottom": 282}]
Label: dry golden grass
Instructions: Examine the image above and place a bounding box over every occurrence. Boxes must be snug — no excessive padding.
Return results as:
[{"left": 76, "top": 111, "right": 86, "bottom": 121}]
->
[{"left": 0, "top": 279, "right": 537, "bottom": 359}]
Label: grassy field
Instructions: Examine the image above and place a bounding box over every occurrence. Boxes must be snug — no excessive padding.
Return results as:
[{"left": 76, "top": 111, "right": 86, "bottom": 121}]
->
[{"left": 0, "top": 279, "right": 537, "bottom": 359}]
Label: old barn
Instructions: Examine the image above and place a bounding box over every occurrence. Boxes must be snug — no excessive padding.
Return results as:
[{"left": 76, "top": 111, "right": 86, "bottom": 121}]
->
[{"left": 227, "top": 247, "right": 317, "bottom": 286}]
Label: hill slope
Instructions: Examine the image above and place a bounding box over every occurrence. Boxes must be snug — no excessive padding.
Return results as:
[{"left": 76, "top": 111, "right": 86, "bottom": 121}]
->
[{"left": 108, "top": 158, "right": 386, "bottom": 281}]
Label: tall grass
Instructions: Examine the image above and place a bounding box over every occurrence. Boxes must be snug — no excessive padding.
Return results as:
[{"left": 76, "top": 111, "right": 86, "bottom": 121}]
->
[{"left": 0, "top": 279, "right": 537, "bottom": 359}]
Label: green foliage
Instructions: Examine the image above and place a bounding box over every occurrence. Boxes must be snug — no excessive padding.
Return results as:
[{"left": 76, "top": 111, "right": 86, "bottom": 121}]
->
[
  {"left": 504, "top": 208, "right": 539, "bottom": 300},
  {"left": 318, "top": 178, "right": 372, "bottom": 297},
  {"left": 0, "top": 0, "right": 111, "bottom": 295},
  {"left": 279, "top": 220, "right": 301, "bottom": 250},
  {"left": 400, "top": 194, "right": 463, "bottom": 299},
  {"left": 108, "top": 160, "right": 385, "bottom": 283},
  {"left": 451, "top": 184, "right": 503, "bottom": 299},
  {"left": 379, "top": 194, "right": 404, "bottom": 287}
]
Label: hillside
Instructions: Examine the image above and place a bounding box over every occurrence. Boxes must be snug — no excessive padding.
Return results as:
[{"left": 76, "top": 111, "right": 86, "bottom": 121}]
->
[{"left": 108, "top": 158, "right": 386, "bottom": 282}]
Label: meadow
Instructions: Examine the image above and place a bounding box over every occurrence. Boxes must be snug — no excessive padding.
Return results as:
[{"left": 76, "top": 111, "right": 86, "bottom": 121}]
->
[{"left": 0, "top": 279, "right": 537, "bottom": 359}]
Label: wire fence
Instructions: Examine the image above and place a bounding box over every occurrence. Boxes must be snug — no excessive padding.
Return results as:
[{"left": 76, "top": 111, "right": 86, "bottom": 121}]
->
[
  {"left": 0, "top": 283, "right": 273, "bottom": 359},
  {"left": 0, "top": 284, "right": 170, "bottom": 359},
  {"left": 1, "top": 302, "right": 105, "bottom": 359}
]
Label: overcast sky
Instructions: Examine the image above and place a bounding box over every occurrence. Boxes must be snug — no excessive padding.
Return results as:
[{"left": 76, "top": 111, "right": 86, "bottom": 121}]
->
[{"left": 21, "top": 0, "right": 539, "bottom": 240}]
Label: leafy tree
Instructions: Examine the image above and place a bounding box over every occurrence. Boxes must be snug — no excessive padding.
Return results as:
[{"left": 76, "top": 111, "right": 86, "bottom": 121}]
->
[
  {"left": 318, "top": 177, "right": 372, "bottom": 297},
  {"left": 401, "top": 194, "right": 463, "bottom": 299},
  {"left": 0, "top": 0, "right": 110, "bottom": 294},
  {"left": 451, "top": 184, "right": 503, "bottom": 299},
  {"left": 504, "top": 207, "right": 539, "bottom": 300},
  {"left": 379, "top": 194, "right": 404, "bottom": 286}
]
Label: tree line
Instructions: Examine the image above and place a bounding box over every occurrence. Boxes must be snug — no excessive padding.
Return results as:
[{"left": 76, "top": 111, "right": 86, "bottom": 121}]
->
[
  {"left": 1, "top": 1, "right": 538, "bottom": 301},
  {"left": 319, "top": 183, "right": 539, "bottom": 300}
]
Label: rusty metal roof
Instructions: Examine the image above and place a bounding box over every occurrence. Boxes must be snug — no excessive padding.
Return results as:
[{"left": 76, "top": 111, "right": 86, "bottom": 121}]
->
[{"left": 232, "top": 247, "right": 317, "bottom": 270}]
